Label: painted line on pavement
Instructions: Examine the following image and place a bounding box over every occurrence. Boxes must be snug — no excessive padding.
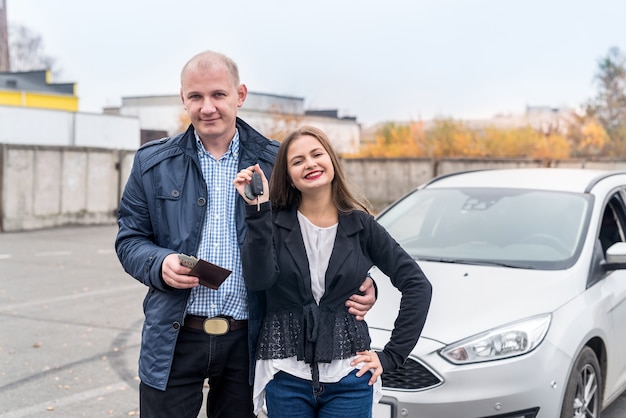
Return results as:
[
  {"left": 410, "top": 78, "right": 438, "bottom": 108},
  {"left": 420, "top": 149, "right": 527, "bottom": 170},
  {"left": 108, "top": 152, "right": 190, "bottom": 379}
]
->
[
  {"left": 1, "top": 382, "right": 132, "bottom": 418},
  {"left": 0, "top": 284, "right": 143, "bottom": 312},
  {"left": 34, "top": 250, "right": 73, "bottom": 257},
  {"left": 97, "top": 248, "right": 116, "bottom": 254}
]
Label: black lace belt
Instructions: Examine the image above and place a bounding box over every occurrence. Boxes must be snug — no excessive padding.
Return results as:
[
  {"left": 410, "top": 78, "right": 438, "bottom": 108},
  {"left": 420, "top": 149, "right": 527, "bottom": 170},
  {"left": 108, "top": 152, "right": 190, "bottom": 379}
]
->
[{"left": 256, "top": 303, "right": 371, "bottom": 389}]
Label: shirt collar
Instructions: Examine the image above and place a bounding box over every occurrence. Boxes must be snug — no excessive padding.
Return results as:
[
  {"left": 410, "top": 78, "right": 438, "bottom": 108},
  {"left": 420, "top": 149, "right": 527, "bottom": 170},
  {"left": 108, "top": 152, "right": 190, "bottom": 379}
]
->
[{"left": 194, "top": 129, "right": 240, "bottom": 160}]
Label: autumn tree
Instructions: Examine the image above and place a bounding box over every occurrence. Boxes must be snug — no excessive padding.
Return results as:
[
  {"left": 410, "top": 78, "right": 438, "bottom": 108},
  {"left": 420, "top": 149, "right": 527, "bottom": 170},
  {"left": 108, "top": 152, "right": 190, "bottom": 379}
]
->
[
  {"left": 358, "top": 122, "right": 425, "bottom": 158},
  {"left": 530, "top": 130, "right": 571, "bottom": 160},
  {"left": 565, "top": 111, "right": 609, "bottom": 157},
  {"left": 424, "top": 119, "right": 481, "bottom": 157}
]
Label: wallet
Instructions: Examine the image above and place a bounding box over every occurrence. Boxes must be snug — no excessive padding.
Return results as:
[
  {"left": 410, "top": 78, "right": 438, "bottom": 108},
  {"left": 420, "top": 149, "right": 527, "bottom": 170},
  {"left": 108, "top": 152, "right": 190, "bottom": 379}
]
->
[{"left": 180, "top": 254, "right": 232, "bottom": 290}]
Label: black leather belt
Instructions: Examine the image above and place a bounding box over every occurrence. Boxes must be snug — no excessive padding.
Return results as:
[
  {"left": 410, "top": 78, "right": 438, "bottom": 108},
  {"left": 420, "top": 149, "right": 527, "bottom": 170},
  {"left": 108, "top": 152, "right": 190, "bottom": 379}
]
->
[{"left": 183, "top": 315, "right": 247, "bottom": 336}]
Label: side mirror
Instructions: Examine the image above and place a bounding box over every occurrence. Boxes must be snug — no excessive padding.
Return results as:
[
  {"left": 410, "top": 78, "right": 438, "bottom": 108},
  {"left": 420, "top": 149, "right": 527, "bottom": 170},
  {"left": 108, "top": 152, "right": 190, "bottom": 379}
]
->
[{"left": 602, "top": 242, "right": 626, "bottom": 271}]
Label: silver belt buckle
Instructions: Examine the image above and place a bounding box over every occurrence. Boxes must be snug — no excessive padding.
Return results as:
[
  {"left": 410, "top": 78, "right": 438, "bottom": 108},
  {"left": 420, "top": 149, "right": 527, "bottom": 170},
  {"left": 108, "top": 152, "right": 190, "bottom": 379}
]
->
[{"left": 203, "top": 317, "right": 229, "bottom": 335}]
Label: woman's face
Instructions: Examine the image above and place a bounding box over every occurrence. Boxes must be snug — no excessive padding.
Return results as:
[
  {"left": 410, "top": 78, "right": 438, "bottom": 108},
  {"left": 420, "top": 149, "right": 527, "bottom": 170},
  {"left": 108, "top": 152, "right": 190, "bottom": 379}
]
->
[{"left": 286, "top": 134, "right": 335, "bottom": 195}]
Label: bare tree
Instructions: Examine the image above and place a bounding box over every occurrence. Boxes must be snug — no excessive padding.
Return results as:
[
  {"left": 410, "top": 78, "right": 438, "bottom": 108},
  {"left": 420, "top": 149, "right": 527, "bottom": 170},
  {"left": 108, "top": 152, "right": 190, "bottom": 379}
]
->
[
  {"left": 591, "top": 47, "right": 626, "bottom": 146},
  {"left": 8, "top": 23, "right": 59, "bottom": 75}
]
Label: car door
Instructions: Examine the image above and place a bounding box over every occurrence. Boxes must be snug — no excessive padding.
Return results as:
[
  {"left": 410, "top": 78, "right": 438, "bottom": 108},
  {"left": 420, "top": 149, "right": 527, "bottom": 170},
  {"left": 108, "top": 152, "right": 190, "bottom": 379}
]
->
[{"left": 596, "top": 190, "right": 626, "bottom": 401}]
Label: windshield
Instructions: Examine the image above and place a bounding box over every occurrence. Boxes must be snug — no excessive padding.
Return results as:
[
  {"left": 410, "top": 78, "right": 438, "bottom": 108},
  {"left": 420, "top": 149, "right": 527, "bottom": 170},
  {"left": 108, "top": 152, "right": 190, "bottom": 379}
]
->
[{"left": 377, "top": 187, "right": 592, "bottom": 270}]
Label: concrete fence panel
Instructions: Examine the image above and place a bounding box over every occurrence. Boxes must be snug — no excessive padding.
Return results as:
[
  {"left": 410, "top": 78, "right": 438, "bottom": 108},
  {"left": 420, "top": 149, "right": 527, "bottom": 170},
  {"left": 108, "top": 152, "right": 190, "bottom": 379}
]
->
[
  {"left": 342, "top": 158, "right": 434, "bottom": 211},
  {"left": 33, "top": 149, "right": 62, "bottom": 217},
  {"left": 61, "top": 150, "right": 88, "bottom": 214},
  {"left": 2, "top": 146, "right": 36, "bottom": 230}
]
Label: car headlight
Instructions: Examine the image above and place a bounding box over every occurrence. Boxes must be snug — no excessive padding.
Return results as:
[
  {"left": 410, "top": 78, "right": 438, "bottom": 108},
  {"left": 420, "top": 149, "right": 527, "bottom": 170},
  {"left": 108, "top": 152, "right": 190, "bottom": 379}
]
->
[{"left": 439, "top": 314, "right": 551, "bottom": 364}]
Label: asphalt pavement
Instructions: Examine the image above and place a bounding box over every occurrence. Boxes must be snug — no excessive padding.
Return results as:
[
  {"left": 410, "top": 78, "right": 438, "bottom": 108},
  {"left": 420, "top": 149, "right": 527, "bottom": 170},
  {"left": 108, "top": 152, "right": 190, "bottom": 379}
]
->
[{"left": 1, "top": 225, "right": 625, "bottom": 418}]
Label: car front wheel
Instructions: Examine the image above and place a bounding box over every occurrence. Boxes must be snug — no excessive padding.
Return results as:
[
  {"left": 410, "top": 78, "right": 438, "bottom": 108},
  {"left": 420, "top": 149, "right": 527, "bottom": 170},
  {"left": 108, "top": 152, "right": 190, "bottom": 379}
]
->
[{"left": 560, "top": 346, "right": 602, "bottom": 418}]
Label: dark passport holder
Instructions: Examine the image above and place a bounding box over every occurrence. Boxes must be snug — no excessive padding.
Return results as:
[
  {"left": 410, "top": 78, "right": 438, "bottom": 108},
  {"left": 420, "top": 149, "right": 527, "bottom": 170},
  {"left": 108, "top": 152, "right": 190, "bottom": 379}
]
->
[
  {"left": 189, "top": 258, "right": 232, "bottom": 289},
  {"left": 178, "top": 253, "right": 231, "bottom": 289}
]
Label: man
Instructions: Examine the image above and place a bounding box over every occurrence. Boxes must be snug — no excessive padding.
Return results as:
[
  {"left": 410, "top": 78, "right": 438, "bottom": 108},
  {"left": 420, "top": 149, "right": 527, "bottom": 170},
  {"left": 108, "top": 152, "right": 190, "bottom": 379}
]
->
[{"left": 115, "top": 50, "right": 376, "bottom": 418}]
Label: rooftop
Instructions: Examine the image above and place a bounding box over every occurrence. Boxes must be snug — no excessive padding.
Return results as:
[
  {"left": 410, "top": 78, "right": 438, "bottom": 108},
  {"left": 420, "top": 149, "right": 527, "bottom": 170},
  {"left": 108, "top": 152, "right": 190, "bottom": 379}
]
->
[{"left": 0, "top": 70, "right": 75, "bottom": 95}]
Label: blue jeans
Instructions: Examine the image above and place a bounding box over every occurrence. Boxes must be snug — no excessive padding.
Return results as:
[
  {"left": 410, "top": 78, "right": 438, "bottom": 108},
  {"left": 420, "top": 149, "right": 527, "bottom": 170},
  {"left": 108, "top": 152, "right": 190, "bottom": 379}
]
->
[{"left": 265, "top": 369, "right": 373, "bottom": 418}]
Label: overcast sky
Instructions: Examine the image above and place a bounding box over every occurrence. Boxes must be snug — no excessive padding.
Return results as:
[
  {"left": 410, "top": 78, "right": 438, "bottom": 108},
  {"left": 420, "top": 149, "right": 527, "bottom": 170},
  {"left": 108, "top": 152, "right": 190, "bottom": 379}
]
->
[{"left": 6, "top": 0, "right": 626, "bottom": 127}]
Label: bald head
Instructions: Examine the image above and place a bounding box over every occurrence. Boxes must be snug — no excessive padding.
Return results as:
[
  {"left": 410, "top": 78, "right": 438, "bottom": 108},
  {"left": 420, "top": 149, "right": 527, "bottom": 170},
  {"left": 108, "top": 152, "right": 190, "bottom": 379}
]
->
[{"left": 181, "top": 50, "right": 240, "bottom": 88}]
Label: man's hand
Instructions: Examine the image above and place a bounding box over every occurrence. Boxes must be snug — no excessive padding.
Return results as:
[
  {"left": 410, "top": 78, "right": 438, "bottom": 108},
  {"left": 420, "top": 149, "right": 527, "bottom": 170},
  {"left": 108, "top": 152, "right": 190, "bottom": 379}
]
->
[
  {"left": 161, "top": 253, "right": 200, "bottom": 289},
  {"left": 346, "top": 276, "right": 376, "bottom": 320}
]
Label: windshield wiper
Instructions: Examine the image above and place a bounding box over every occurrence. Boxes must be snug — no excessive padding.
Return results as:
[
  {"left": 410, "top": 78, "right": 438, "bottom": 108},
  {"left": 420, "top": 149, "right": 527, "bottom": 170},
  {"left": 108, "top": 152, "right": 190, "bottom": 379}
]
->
[{"left": 417, "top": 257, "right": 533, "bottom": 269}]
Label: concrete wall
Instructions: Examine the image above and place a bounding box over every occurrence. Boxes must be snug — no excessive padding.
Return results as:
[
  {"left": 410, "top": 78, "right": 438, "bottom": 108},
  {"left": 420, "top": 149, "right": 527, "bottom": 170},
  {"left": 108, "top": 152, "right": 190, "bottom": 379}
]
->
[
  {"left": 1, "top": 144, "right": 121, "bottom": 231},
  {"left": 0, "top": 105, "right": 141, "bottom": 150},
  {"left": 4, "top": 142, "right": 626, "bottom": 231}
]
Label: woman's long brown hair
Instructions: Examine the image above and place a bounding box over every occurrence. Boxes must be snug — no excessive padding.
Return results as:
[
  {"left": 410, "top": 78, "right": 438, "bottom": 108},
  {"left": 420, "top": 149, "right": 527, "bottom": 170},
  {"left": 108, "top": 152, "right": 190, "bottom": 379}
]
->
[{"left": 269, "top": 126, "right": 371, "bottom": 215}]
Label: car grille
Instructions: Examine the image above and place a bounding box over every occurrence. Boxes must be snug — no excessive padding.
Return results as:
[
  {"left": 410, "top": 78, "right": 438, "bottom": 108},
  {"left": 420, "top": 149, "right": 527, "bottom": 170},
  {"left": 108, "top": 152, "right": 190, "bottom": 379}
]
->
[{"left": 381, "top": 357, "right": 442, "bottom": 390}]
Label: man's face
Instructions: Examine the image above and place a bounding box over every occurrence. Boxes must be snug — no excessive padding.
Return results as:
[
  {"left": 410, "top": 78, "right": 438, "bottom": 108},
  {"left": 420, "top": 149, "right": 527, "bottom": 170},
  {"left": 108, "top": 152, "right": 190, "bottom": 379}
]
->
[{"left": 180, "top": 64, "right": 246, "bottom": 143}]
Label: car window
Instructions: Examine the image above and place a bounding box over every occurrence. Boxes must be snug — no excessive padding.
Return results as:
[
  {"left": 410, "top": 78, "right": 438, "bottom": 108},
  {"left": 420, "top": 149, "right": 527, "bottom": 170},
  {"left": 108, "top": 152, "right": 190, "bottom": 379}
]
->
[
  {"left": 599, "top": 195, "right": 626, "bottom": 254},
  {"left": 378, "top": 188, "right": 592, "bottom": 270}
]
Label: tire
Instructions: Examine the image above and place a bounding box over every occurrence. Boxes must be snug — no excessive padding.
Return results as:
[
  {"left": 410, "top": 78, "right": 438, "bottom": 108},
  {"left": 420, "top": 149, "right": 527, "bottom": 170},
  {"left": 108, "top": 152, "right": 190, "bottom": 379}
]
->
[{"left": 560, "top": 346, "right": 602, "bottom": 418}]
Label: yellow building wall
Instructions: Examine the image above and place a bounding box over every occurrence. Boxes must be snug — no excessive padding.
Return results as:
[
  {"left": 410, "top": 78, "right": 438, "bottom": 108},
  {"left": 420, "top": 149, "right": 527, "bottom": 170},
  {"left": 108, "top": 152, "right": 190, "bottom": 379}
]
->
[
  {"left": 0, "top": 91, "right": 79, "bottom": 112},
  {"left": 0, "top": 91, "right": 23, "bottom": 106}
]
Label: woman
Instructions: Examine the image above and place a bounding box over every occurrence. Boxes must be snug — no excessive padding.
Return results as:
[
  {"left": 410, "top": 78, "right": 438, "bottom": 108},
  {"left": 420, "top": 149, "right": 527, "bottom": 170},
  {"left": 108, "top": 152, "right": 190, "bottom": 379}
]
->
[{"left": 234, "top": 126, "right": 431, "bottom": 418}]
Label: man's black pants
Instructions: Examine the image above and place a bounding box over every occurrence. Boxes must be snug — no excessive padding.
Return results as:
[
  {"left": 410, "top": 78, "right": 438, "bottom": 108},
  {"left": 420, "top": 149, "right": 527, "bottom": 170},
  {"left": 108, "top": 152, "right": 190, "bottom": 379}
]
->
[{"left": 139, "top": 326, "right": 254, "bottom": 418}]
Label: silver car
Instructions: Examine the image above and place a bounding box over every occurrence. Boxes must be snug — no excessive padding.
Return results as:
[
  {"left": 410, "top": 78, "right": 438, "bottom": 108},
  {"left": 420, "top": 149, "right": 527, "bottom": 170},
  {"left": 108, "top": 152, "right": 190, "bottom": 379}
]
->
[{"left": 369, "top": 168, "right": 626, "bottom": 418}]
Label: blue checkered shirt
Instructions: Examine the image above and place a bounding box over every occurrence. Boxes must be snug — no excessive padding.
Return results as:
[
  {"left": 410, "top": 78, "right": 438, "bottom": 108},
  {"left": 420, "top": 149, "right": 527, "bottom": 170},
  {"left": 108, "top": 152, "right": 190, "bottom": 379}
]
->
[{"left": 185, "top": 130, "right": 247, "bottom": 320}]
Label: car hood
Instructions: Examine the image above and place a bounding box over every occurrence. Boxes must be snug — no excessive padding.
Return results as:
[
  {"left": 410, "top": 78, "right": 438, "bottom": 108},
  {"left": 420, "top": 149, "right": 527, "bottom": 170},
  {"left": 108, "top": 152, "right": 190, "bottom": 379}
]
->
[{"left": 368, "top": 260, "right": 584, "bottom": 345}]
